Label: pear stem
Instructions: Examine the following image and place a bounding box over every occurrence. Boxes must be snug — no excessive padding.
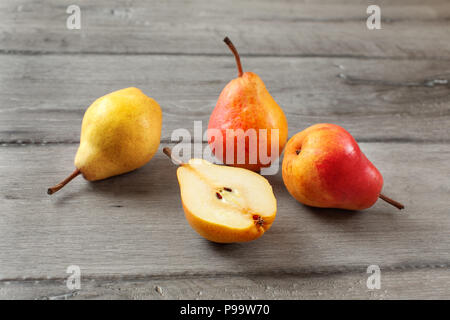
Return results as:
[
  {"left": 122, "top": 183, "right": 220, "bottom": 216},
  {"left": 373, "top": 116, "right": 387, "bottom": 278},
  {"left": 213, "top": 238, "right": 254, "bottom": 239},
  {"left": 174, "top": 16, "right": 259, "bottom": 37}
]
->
[
  {"left": 224, "top": 37, "right": 243, "bottom": 77},
  {"left": 47, "top": 168, "right": 81, "bottom": 195},
  {"left": 163, "top": 147, "right": 184, "bottom": 166},
  {"left": 379, "top": 193, "right": 404, "bottom": 210}
]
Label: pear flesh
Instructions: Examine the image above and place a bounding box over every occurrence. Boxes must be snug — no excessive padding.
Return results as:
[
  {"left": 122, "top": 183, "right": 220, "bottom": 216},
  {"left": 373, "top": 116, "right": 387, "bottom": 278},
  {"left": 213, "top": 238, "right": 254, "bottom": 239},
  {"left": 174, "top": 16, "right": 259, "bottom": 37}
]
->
[{"left": 177, "top": 159, "right": 277, "bottom": 243}]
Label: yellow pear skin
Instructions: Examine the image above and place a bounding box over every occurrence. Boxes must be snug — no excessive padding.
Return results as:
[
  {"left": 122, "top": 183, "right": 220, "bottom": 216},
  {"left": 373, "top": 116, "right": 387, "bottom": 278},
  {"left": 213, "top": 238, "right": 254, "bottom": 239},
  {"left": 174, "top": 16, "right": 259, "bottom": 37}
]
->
[{"left": 48, "top": 87, "right": 162, "bottom": 194}]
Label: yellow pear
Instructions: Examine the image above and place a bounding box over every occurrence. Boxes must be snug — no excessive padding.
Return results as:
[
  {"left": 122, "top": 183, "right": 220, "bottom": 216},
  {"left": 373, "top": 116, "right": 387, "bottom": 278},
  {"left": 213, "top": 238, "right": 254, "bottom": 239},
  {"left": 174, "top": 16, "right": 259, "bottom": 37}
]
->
[
  {"left": 163, "top": 148, "right": 277, "bottom": 243},
  {"left": 48, "top": 87, "right": 162, "bottom": 194}
]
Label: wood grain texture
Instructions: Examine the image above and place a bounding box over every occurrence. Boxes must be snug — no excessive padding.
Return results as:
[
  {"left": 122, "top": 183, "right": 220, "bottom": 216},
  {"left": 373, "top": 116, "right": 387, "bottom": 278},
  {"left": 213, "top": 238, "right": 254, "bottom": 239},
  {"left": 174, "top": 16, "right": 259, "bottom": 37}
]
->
[
  {"left": 1, "top": 268, "right": 449, "bottom": 300},
  {"left": 1, "top": 0, "right": 450, "bottom": 58},
  {"left": 1, "top": 54, "right": 449, "bottom": 144},
  {"left": 1, "top": 0, "right": 450, "bottom": 300},
  {"left": 0, "top": 143, "right": 449, "bottom": 281}
]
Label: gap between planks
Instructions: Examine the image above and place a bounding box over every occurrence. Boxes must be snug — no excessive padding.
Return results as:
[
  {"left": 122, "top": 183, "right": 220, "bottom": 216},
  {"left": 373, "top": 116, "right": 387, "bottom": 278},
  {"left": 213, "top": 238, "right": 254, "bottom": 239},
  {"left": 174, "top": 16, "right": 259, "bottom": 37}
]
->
[
  {"left": 1, "top": 138, "right": 450, "bottom": 146},
  {"left": 1, "top": 50, "right": 450, "bottom": 62},
  {"left": 1, "top": 262, "right": 448, "bottom": 283}
]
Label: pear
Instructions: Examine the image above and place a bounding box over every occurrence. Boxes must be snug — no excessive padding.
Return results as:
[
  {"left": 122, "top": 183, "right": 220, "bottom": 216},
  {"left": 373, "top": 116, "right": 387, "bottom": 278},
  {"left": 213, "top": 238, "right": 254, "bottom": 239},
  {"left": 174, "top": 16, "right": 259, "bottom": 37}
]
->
[
  {"left": 207, "top": 37, "right": 288, "bottom": 172},
  {"left": 282, "top": 124, "right": 404, "bottom": 210},
  {"left": 163, "top": 148, "right": 276, "bottom": 243},
  {"left": 47, "top": 87, "right": 162, "bottom": 194}
]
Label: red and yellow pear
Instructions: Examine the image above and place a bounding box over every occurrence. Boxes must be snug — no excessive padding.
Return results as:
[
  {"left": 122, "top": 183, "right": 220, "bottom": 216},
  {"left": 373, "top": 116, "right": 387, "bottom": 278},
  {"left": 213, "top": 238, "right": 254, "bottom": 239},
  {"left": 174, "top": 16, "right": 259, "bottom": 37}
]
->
[
  {"left": 282, "top": 124, "right": 404, "bottom": 211},
  {"left": 208, "top": 37, "right": 288, "bottom": 172}
]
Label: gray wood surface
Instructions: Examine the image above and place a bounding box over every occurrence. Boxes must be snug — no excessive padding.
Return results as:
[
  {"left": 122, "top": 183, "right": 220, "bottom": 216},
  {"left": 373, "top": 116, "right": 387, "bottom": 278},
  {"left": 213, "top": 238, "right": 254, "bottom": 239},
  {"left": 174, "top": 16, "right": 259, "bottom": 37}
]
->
[
  {"left": 1, "top": 55, "right": 449, "bottom": 144},
  {"left": 1, "top": 0, "right": 450, "bottom": 58},
  {"left": 0, "top": 0, "right": 449, "bottom": 299},
  {"left": 1, "top": 144, "right": 449, "bottom": 277},
  {"left": 1, "top": 268, "right": 449, "bottom": 300}
]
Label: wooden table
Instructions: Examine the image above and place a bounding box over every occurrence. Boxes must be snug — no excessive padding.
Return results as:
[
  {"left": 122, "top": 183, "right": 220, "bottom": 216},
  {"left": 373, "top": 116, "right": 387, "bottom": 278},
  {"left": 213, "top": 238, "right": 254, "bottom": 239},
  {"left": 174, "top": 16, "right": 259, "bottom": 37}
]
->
[{"left": 1, "top": 0, "right": 449, "bottom": 299}]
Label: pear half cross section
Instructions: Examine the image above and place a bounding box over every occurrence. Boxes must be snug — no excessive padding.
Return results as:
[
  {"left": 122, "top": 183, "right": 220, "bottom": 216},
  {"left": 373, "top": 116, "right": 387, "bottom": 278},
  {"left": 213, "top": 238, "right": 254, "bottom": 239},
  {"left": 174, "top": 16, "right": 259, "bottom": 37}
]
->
[{"left": 164, "top": 148, "right": 277, "bottom": 243}]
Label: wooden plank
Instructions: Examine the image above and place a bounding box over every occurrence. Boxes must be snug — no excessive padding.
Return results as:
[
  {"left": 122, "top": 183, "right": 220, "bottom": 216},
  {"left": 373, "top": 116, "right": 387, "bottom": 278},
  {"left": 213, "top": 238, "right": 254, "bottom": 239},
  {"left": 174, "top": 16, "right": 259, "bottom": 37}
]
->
[
  {"left": 1, "top": 0, "right": 449, "bottom": 58},
  {"left": 1, "top": 268, "right": 449, "bottom": 299},
  {"left": 0, "top": 143, "right": 449, "bottom": 280},
  {"left": 1, "top": 55, "right": 449, "bottom": 144}
]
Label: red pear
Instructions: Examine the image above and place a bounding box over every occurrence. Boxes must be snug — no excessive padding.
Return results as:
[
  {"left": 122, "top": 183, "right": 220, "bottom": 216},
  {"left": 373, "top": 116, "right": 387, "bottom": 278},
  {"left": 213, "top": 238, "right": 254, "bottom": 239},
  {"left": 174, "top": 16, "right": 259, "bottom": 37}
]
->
[
  {"left": 207, "top": 37, "right": 288, "bottom": 171},
  {"left": 282, "top": 124, "right": 404, "bottom": 211}
]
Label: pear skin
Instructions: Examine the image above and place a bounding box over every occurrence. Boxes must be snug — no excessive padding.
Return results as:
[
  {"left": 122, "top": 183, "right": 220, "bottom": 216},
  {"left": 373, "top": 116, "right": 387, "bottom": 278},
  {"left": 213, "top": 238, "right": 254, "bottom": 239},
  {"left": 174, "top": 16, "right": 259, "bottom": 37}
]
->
[
  {"left": 208, "top": 37, "right": 288, "bottom": 172},
  {"left": 282, "top": 124, "right": 404, "bottom": 210},
  {"left": 48, "top": 87, "right": 162, "bottom": 194}
]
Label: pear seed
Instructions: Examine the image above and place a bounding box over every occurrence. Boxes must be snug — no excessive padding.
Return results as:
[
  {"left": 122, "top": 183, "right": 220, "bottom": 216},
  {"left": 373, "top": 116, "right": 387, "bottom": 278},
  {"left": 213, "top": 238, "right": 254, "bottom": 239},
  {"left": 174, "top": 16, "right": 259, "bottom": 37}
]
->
[{"left": 252, "top": 215, "right": 264, "bottom": 226}]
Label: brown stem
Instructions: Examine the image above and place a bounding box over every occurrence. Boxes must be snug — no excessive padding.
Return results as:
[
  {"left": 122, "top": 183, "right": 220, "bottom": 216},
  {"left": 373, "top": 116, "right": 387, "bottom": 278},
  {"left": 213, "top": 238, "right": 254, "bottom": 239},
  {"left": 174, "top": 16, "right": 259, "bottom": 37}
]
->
[
  {"left": 163, "top": 147, "right": 184, "bottom": 166},
  {"left": 224, "top": 37, "right": 243, "bottom": 77},
  {"left": 47, "top": 168, "right": 81, "bottom": 195},
  {"left": 379, "top": 193, "right": 404, "bottom": 210}
]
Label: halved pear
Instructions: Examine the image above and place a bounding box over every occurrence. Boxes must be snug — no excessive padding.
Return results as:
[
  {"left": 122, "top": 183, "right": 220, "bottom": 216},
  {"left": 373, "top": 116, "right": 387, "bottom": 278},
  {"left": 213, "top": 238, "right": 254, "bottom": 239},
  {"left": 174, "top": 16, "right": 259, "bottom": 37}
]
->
[{"left": 176, "top": 159, "right": 277, "bottom": 243}]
